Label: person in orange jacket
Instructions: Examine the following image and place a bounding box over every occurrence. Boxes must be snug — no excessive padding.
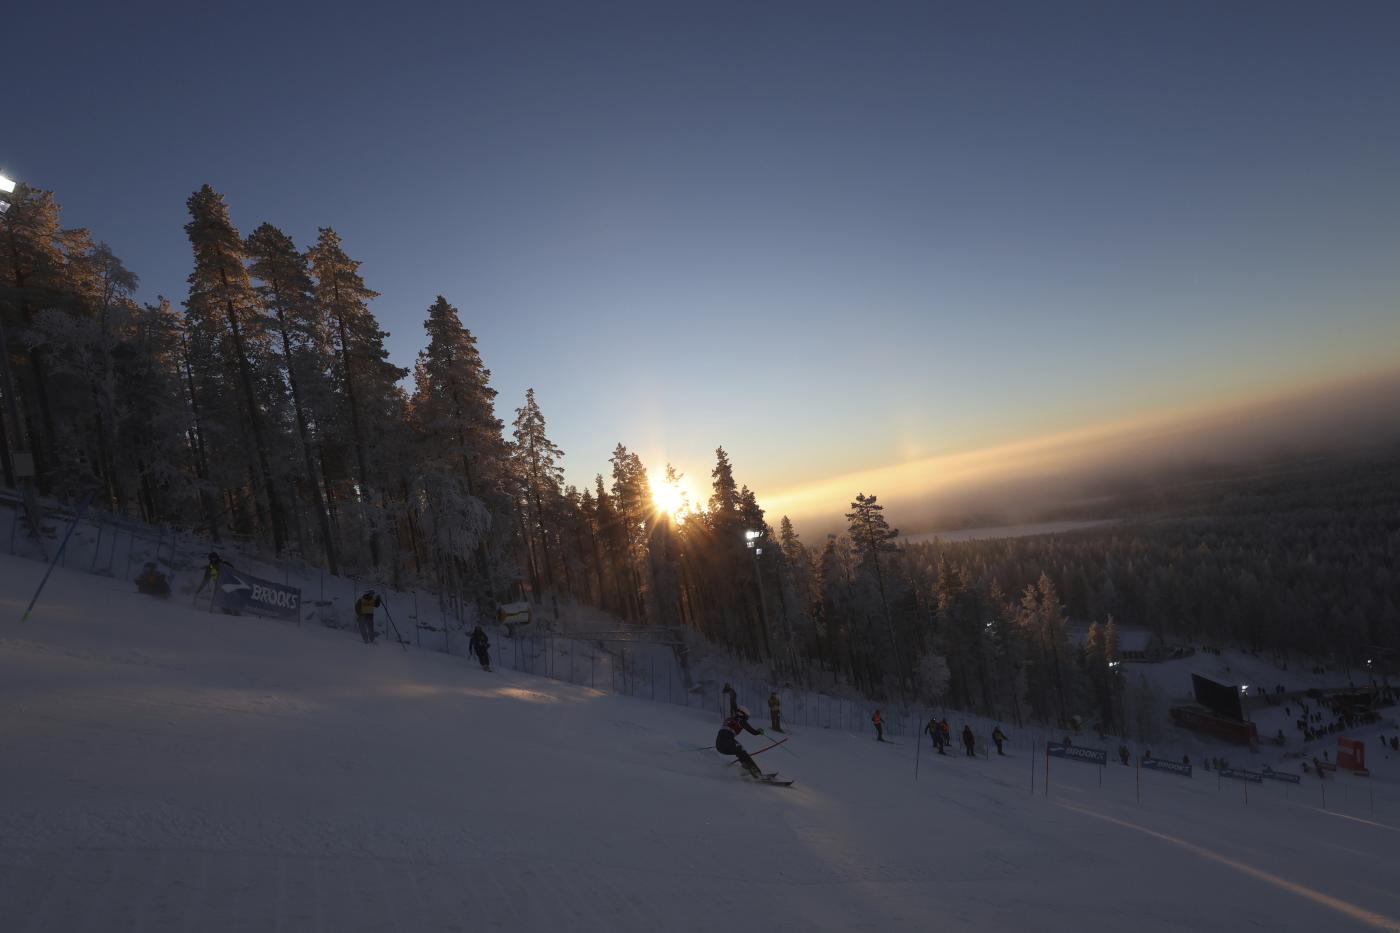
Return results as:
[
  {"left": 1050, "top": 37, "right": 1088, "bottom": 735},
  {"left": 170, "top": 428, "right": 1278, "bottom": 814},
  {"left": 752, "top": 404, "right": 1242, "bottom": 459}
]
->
[{"left": 872, "top": 709, "right": 885, "bottom": 742}]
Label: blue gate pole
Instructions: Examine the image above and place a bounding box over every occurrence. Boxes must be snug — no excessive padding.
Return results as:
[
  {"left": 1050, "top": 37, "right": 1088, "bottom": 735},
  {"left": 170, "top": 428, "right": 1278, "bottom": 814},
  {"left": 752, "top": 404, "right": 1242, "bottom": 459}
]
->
[
  {"left": 23, "top": 494, "right": 94, "bottom": 621},
  {"left": 89, "top": 517, "right": 103, "bottom": 572}
]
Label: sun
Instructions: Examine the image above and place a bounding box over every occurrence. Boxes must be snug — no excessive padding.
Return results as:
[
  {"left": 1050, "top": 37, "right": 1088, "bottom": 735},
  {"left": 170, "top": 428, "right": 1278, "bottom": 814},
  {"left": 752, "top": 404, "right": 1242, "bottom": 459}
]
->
[{"left": 649, "top": 468, "right": 697, "bottom": 521}]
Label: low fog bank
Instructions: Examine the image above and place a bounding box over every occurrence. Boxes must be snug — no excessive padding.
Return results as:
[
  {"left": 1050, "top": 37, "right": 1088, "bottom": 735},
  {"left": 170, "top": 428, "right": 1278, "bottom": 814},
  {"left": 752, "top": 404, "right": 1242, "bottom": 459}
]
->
[{"left": 776, "top": 370, "right": 1400, "bottom": 537}]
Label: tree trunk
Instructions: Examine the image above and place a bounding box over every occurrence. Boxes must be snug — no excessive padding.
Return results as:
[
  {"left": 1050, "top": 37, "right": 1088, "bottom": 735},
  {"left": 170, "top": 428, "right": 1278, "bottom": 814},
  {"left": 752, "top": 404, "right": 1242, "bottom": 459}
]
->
[
  {"left": 271, "top": 297, "right": 338, "bottom": 574},
  {"left": 219, "top": 265, "right": 285, "bottom": 554},
  {"left": 180, "top": 335, "right": 221, "bottom": 542},
  {"left": 329, "top": 271, "right": 379, "bottom": 567}
]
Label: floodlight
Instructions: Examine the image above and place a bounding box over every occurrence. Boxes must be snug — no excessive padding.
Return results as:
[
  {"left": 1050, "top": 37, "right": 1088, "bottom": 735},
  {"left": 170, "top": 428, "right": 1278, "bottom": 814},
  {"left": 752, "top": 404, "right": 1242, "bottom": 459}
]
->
[{"left": 0, "top": 174, "right": 14, "bottom": 194}]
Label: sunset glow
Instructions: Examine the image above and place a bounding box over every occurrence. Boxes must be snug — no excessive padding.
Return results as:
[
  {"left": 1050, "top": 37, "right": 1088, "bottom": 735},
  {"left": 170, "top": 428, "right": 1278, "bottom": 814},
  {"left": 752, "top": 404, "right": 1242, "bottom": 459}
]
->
[{"left": 649, "top": 469, "right": 700, "bottom": 522}]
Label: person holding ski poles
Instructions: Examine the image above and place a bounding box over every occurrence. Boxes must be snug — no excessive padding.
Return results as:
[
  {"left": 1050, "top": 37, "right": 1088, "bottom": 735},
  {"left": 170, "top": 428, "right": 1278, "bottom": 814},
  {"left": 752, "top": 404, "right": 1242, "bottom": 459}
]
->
[
  {"left": 355, "top": 590, "right": 381, "bottom": 644},
  {"left": 716, "top": 706, "right": 767, "bottom": 779},
  {"left": 194, "top": 552, "right": 223, "bottom": 600},
  {"left": 872, "top": 709, "right": 885, "bottom": 742},
  {"left": 469, "top": 625, "right": 492, "bottom": 671},
  {"left": 992, "top": 726, "right": 1007, "bottom": 756}
]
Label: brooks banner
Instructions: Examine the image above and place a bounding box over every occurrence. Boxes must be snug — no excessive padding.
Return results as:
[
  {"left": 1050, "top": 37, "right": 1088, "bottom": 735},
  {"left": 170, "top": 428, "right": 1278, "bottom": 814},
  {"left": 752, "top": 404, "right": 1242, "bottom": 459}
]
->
[
  {"left": 1261, "top": 767, "right": 1301, "bottom": 785},
  {"left": 213, "top": 568, "right": 302, "bottom": 622},
  {"left": 1219, "top": 768, "right": 1264, "bottom": 784},
  {"left": 1047, "top": 743, "right": 1107, "bottom": 766},
  {"left": 1142, "top": 758, "right": 1192, "bottom": 778}
]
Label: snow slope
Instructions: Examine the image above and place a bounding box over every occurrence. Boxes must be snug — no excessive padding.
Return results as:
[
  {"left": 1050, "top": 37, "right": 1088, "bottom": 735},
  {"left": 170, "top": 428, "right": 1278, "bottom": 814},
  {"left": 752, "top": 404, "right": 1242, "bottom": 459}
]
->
[{"left": 2, "top": 554, "right": 1399, "bottom": 933}]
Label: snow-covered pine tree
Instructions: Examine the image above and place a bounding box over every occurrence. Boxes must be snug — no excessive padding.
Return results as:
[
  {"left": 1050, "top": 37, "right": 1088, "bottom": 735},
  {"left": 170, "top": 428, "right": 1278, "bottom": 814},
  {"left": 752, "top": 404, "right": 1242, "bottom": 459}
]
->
[
  {"left": 510, "top": 388, "right": 565, "bottom": 617},
  {"left": 246, "top": 223, "right": 339, "bottom": 573},
  {"left": 24, "top": 235, "right": 140, "bottom": 504},
  {"left": 846, "top": 492, "right": 904, "bottom": 692},
  {"left": 308, "top": 227, "right": 407, "bottom": 569},
  {"left": 116, "top": 298, "right": 201, "bottom": 524},
  {"left": 409, "top": 295, "right": 510, "bottom": 612},
  {"left": 592, "top": 474, "right": 630, "bottom": 614},
  {"left": 183, "top": 185, "right": 289, "bottom": 553},
  {"left": 610, "top": 443, "right": 650, "bottom": 621},
  {"left": 777, "top": 515, "right": 822, "bottom": 677},
  {"left": 0, "top": 182, "right": 70, "bottom": 489}
]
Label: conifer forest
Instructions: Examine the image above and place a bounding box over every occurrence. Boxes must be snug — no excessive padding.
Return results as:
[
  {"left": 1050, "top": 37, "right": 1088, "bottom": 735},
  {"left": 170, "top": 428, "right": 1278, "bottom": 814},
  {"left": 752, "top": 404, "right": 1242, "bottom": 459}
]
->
[{"left": 2, "top": 182, "right": 1396, "bottom": 732}]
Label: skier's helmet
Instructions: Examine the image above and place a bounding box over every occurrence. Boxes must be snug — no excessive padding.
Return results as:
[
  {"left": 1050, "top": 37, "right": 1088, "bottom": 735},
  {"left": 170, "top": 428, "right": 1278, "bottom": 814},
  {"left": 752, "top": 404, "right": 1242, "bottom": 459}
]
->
[{"left": 736, "top": 705, "right": 751, "bottom": 719}]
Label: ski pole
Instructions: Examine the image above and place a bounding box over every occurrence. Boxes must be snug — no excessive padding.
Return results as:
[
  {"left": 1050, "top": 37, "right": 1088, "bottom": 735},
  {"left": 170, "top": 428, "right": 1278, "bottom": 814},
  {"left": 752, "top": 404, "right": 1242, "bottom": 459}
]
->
[
  {"left": 380, "top": 597, "right": 408, "bottom": 652},
  {"left": 22, "top": 493, "right": 93, "bottom": 621}
]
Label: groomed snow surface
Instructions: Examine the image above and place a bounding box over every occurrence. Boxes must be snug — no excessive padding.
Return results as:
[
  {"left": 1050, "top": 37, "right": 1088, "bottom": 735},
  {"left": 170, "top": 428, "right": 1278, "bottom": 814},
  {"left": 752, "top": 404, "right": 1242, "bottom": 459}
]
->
[{"left": 3, "top": 555, "right": 1399, "bottom": 933}]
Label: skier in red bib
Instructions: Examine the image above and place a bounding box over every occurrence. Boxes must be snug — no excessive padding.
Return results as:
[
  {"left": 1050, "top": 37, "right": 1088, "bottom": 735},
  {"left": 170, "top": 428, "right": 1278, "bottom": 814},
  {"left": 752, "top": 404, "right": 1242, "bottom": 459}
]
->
[{"left": 716, "top": 706, "right": 766, "bottom": 778}]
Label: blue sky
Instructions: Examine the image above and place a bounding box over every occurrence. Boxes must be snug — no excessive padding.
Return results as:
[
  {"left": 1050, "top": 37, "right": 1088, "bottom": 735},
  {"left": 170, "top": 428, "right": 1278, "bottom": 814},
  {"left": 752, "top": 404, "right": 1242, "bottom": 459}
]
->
[{"left": 7, "top": 1, "right": 1400, "bottom": 524}]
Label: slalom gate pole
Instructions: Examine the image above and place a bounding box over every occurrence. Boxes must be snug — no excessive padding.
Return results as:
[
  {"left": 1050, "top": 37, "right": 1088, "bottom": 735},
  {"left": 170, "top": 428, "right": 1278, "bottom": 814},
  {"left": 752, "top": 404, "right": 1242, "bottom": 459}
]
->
[
  {"left": 22, "top": 493, "right": 93, "bottom": 622},
  {"left": 915, "top": 723, "right": 921, "bottom": 781},
  {"left": 726, "top": 737, "right": 788, "bottom": 764},
  {"left": 1044, "top": 743, "right": 1050, "bottom": 797},
  {"left": 1030, "top": 740, "right": 1035, "bottom": 796},
  {"left": 380, "top": 597, "right": 408, "bottom": 652}
]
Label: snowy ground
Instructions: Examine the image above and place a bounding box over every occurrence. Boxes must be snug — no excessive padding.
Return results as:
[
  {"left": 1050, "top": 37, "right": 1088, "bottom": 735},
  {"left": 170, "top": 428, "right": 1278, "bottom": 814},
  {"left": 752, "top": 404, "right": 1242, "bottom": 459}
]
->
[{"left": 3, "top": 555, "right": 1399, "bottom": 932}]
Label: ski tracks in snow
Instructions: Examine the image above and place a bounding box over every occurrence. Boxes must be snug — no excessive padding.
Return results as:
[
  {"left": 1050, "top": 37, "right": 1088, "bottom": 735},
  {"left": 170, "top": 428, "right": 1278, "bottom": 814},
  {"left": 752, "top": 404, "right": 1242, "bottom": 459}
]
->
[{"left": 0, "top": 846, "right": 686, "bottom": 933}]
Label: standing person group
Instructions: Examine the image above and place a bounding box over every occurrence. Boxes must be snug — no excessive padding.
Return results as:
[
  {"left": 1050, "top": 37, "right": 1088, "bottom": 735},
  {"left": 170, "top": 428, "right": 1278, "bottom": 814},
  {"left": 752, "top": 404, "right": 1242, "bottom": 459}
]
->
[
  {"left": 924, "top": 719, "right": 1007, "bottom": 757},
  {"left": 926, "top": 717, "right": 952, "bottom": 754}
]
